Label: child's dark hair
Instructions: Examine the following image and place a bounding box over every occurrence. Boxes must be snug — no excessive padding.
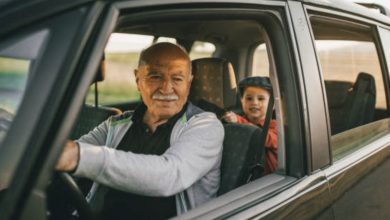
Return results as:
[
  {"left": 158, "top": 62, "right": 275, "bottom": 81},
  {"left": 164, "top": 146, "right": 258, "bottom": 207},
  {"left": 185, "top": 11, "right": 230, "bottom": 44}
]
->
[{"left": 238, "top": 76, "right": 272, "bottom": 97}]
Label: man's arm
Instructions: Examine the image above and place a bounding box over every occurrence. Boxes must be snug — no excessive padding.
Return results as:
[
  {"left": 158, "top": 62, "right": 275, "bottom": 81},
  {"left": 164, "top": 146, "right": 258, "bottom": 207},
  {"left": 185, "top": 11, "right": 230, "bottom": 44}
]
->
[{"left": 73, "top": 112, "right": 224, "bottom": 197}]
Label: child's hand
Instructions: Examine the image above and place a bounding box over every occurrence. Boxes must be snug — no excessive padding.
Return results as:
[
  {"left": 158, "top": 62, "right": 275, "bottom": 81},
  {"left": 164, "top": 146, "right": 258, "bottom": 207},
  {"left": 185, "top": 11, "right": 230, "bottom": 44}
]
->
[{"left": 222, "top": 111, "right": 238, "bottom": 123}]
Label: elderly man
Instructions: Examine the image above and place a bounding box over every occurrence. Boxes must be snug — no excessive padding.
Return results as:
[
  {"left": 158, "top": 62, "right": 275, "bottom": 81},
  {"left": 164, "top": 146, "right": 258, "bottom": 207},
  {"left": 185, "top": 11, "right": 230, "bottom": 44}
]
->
[{"left": 56, "top": 42, "right": 224, "bottom": 219}]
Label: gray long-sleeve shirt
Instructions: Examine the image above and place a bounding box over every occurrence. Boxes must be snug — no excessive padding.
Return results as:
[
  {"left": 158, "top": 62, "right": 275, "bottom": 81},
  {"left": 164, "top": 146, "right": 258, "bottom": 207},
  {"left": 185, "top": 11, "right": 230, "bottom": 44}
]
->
[{"left": 73, "top": 103, "right": 224, "bottom": 215}]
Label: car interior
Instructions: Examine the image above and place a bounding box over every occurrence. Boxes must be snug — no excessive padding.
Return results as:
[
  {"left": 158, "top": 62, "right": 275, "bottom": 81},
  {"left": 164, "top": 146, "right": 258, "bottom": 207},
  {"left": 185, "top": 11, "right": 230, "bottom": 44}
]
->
[{"left": 325, "top": 72, "right": 376, "bottom": 134}]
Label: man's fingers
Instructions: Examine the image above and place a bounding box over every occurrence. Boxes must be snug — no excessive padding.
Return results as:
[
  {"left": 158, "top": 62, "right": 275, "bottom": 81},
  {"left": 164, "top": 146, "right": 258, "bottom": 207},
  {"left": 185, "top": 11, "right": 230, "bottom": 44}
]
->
[{"left": 56, "top": 141, "right": 80, "bottom": 172}]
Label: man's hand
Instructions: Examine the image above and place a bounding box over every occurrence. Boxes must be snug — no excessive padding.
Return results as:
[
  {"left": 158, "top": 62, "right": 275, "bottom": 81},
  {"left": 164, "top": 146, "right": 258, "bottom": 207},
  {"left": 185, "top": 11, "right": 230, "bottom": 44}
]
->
[{"left": 56, "top": 141, "right": 80, "bottom": 172}]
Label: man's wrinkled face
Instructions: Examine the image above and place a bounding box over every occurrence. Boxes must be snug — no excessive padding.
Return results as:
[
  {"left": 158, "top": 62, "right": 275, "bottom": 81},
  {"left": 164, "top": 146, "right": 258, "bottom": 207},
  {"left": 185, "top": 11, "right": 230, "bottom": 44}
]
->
[
  {"left": 240, "top": 86, "right": 271, "bottom": 122},
  {"left": 135, "top": 54, "right": 192, "bottom": 121}
]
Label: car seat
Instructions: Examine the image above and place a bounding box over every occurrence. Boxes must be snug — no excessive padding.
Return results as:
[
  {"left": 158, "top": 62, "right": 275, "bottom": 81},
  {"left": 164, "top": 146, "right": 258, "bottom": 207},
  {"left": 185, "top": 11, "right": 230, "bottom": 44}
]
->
[
  {"left": 325, "top": 72, "right": 376, "bottom": 134},
  {"left": 190, "top": 58, "right": 237, "bottom": 118},
  {"left": 189, "top": 58, "right": 265, "bottom": 195},
  {"left": 70, "top": 57, "right": 122, "bottom": 140}
]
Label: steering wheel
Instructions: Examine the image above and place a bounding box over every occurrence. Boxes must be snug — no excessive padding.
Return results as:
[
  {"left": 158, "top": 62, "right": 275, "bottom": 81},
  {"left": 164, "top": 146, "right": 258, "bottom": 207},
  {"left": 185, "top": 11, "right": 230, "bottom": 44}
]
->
[{"left": 47, "top": 172, "right": 95, "bottom": 220}]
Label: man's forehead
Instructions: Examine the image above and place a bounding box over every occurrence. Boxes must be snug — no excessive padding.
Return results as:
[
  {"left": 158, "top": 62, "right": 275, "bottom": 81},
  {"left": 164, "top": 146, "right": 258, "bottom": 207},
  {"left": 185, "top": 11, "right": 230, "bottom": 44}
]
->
[
  {"left": 148, "top": 58, "right": 189, "bottom": 67},
  {"left": 140, "top": 58, "right": 190, "bottom": 72}
]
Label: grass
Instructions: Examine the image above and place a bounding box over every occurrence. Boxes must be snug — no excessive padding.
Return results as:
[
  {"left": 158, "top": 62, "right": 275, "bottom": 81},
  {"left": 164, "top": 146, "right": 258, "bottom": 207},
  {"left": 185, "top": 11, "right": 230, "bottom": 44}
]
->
[
  {"left": 0, "top": 58, "right": 30, "bottom": 113},
  {"left": 0, "top": 51, "right": 217, "bottom": 107},
  {"left": 86, "top": 85, "right": 140, "bottom": 105},
  {"left": 0, "top": 58, "right": 30, "bottom": 74}
]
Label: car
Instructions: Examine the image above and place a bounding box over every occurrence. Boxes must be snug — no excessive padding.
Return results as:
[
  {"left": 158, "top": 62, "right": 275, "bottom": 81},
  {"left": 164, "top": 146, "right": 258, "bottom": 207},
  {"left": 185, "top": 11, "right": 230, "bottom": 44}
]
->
[{"left": 1, "top": 0, "right": 390, "bottom": 219}]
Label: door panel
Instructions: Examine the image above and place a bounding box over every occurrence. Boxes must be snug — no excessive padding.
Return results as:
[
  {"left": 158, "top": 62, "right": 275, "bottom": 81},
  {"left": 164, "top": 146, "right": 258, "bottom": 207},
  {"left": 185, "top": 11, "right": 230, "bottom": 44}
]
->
[
  {"left": 325, "top": 134, "right": 390, "bottom": 219},
  {"left": 226, "top": 172, "right": 332, "bottom": 219},
  {"left": 262, "top": 178, "right": 332, "bottom": 220}
]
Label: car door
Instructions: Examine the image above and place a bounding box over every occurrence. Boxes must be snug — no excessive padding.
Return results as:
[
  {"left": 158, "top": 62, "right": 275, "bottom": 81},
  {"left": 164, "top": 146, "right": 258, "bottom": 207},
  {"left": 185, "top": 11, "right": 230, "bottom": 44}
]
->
[
  {"left": 0, "top": 1, "right": 109, "bottom": 219},
  {"left": 12, "top": 0, "right": 390, "bottom": 219},
  {"left": 304, "top": 2, "right": 390, "bottom": 219},
  {"left": 0, "top": 0, "right": 335, "bottom": 219}
]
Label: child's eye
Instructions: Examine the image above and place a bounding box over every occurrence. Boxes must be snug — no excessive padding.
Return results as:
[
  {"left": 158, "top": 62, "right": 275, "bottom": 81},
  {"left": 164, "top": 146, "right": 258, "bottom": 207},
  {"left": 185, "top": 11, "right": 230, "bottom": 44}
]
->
[{"left": 246, "top": 97, "right": 253, "bottom": 101}]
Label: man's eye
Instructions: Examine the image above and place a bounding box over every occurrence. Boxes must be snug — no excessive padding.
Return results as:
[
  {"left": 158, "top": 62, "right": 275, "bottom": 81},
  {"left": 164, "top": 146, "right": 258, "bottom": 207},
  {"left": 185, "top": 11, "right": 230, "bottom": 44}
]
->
[
  {"left": 173, "top": 77, "right": 184, "bottom": 82},
  {"left": 148, "top": 74, "right": 162, "bottom": 80}
]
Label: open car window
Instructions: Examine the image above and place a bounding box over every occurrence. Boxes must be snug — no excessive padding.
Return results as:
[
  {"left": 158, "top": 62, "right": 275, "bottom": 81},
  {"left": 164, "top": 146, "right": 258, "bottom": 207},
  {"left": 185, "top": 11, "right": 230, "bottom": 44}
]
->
[{"left": 68, "top": 6, "right": 303, "bottom": 219}]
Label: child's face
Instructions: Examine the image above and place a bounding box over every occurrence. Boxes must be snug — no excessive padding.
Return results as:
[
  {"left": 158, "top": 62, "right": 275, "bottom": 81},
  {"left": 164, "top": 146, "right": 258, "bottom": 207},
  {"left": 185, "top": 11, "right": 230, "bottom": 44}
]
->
[{"left": 240, "top": 86, "right": 271, "bottom": 122}]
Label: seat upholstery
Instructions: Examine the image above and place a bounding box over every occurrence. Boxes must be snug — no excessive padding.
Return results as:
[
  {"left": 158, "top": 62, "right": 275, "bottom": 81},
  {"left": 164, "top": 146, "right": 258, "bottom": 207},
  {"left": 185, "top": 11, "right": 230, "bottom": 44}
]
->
[
  {"left": 325, "top": 80, "right": 354, "bottom": 134},
  {"left": 325, "top": 72, "right": 376, "bottom": 134},
  {"left": 189, "top": 57, "right": 264, "bottom": 196},
  {"left": 346, "top": 72, "right": 376, "bottom": 129},
  {"left": 70, "top": 105, "right": 122, "bottom": 140},
  {"left": 217, "top": 123, "right": 263, "bottom": 195},
  {"left": 190, "top": 58, "right": 237, "bottom": 117}
]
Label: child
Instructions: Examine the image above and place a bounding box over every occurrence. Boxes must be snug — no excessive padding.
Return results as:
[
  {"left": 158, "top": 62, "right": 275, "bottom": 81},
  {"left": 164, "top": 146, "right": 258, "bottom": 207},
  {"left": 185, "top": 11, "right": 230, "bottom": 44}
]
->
[{"left": 222, "top": 76, "right": 277, "bottom": 174}]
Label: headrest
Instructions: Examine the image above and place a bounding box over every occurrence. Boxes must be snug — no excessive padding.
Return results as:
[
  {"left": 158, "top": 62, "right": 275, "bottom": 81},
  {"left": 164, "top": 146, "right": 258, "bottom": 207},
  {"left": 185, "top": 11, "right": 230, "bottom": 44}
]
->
[
  {"left": 238, "top": 76, "right": 272, "bottom": 97},
  {"left": 354, "top": 72, "right": 376, "bottom": 96},
  {"left": 190, "top": 58, "right": 237, "bottom": 110},
  {"left": 324, "top": 72, "right": 376, "bottom": 108},
  {"left": 93, "top": 55, "right": 106, "bottom": 83},
  {"left": 325, "top": 80, "right": 353, "bottom": 107}
]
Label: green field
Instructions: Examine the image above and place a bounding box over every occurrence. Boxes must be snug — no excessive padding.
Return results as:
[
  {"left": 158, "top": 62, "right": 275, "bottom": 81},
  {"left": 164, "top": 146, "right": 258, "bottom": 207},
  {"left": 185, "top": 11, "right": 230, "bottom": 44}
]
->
[
  {"left": 0, "top": 58, "right": 29, "bottom": 113},
  {"left": 86, "top": 52, "right": 140, "bottom": 105},
  {"left": 0, "top": 50, "right": 214, "bottom": 107}
]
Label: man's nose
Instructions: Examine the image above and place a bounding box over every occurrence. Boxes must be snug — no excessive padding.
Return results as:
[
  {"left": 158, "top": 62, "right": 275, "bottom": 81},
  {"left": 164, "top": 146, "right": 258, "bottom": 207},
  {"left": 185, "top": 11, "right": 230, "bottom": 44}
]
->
[{"left": 160, "top": 78, "right": 174, "bottom": 93}]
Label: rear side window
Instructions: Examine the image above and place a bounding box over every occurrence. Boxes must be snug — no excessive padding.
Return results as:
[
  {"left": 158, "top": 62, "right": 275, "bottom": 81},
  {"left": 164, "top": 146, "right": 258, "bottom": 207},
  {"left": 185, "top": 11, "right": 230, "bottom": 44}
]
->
[
  {"left": 189, "top": 41, "right": 216, "bottom": 59},
  {"left": 310, "top": 16, "right": 389, "bottom": 160},
  {"left": 252, "top": 43, "right": 270, "bottom": 77}
]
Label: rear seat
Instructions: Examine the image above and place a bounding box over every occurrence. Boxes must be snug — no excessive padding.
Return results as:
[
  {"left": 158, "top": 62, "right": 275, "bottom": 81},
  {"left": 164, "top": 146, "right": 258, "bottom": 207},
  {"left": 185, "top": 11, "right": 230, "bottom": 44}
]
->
[{"left": 325, "top": 72, "right": 376, "bottom": 134}]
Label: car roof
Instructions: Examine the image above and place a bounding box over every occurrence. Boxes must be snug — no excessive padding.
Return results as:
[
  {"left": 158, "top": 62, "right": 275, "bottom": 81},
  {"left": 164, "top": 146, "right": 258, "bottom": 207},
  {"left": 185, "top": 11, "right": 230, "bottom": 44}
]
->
[{"left": 1, "top": 0, "right": 390, "bottom": 31}]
